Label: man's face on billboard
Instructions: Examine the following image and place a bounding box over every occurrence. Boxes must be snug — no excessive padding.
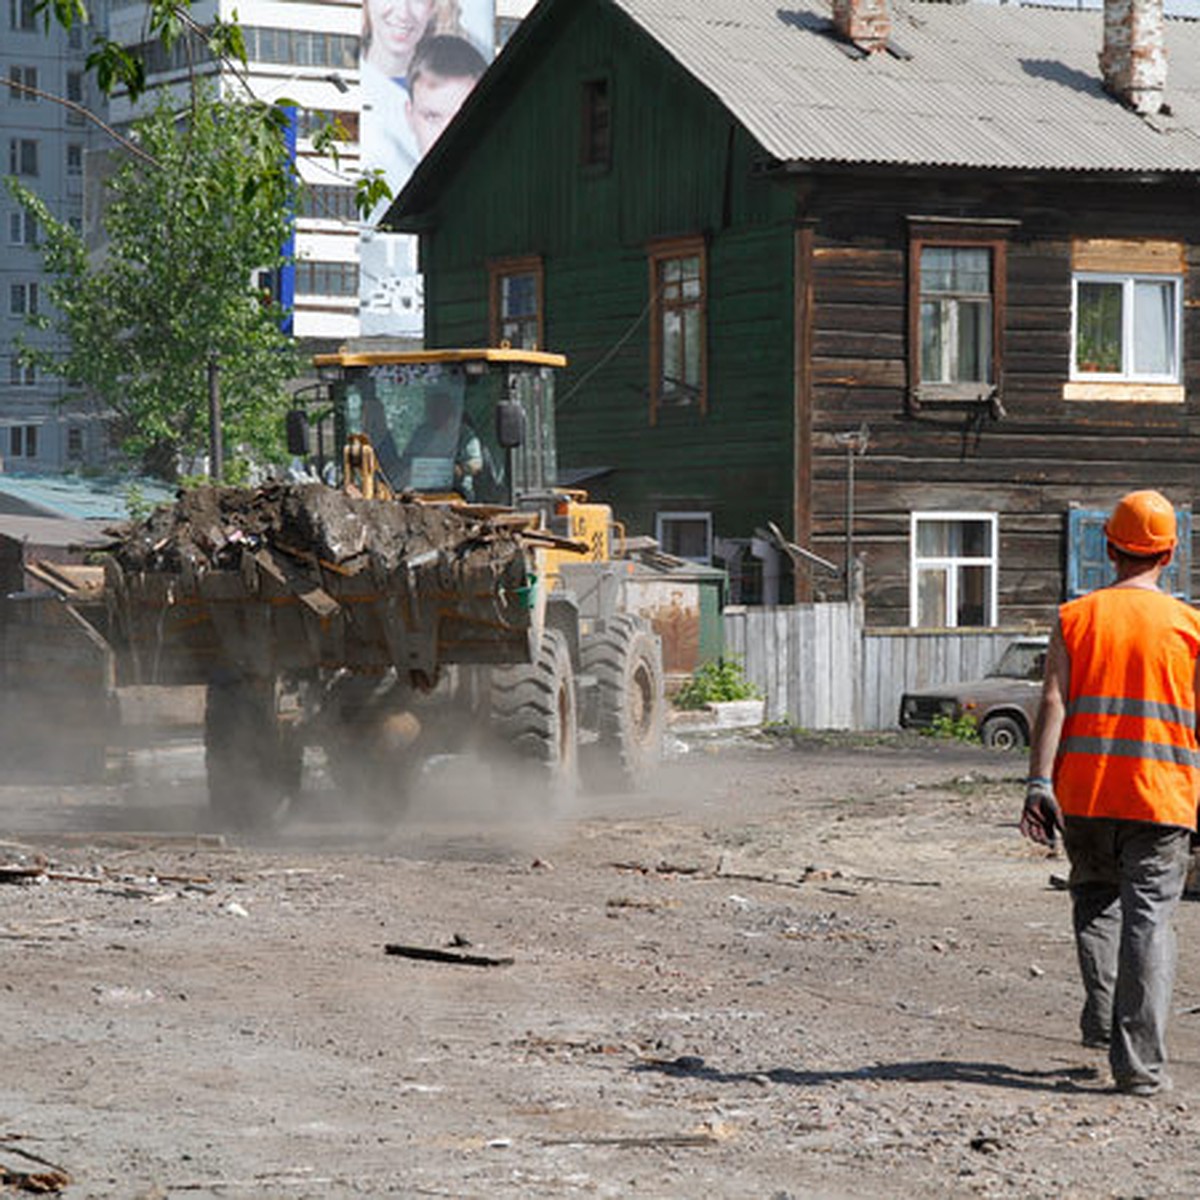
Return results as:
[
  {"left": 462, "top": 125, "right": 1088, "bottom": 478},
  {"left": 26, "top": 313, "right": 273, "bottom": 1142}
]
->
[
  {"left": 406, "top": 72, "right": 476, "bottom": 156},
  {"left": 366, "top": 0, "right": 434, "bottom": 76}
]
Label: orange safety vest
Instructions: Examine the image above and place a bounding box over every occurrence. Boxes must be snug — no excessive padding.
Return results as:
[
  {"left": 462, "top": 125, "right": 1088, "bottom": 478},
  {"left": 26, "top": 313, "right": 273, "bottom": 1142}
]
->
[{"left": 1055, "top": 586, "right": 1200, "bottom": 829}]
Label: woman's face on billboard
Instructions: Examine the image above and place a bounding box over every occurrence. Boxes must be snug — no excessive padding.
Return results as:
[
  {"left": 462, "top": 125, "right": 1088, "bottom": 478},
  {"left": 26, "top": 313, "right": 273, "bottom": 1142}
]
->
[{"left": 365, "top": 0, "right": 434, "bottom": 76}]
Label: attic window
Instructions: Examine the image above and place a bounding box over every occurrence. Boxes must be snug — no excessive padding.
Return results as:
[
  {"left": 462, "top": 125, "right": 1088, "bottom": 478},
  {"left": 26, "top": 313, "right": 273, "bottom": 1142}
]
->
[{"left": 580, "top": 77, "right": 611, "bottom": 169}]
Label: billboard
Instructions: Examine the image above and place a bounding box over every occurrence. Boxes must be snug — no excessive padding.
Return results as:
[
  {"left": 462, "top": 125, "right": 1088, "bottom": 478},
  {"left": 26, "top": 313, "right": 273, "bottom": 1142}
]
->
[{"left": 359, "top": 0, "right": 495, "bottom": 337}]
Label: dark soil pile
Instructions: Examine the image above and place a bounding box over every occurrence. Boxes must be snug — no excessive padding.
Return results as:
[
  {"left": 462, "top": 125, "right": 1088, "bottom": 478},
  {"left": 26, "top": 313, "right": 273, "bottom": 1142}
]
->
[{"left": 108, "top": 484, "right": 517, "bottom": 575}]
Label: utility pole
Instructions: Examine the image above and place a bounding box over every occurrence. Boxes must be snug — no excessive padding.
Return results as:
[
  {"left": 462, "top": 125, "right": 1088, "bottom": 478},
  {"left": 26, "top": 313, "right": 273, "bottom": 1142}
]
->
[
  {"left": 833, "top": 425, "right": 870, "bottom": 603},
  {"left": 207, "top": 353, "right": 223, "bottom": 482}
]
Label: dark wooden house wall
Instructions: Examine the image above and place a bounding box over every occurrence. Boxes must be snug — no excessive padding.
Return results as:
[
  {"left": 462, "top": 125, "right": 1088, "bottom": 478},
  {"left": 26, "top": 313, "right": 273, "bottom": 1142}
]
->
[
  {"left": 419, "top": 0, "right": 799, "bottom": 547},
  {"left": 802, "top": 175, "right": 1200, "bottom": 626}
]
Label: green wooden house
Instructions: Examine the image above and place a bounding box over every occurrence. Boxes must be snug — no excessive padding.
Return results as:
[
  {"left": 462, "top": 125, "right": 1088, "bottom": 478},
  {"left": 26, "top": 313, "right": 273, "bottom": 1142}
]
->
[{"left": 387, "top": 0, "right": 1200, "bottom": 627}]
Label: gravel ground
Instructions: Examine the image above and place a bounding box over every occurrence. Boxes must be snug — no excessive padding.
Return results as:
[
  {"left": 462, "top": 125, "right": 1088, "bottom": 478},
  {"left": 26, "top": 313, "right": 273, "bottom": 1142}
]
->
[{"left": 3, "top": 731, "right": 1200, "bottom": 1198}]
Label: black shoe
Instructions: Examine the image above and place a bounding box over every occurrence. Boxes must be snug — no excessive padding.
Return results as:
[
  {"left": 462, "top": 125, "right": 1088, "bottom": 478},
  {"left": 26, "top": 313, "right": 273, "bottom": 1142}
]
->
[{"left": 1081, "top": 1034, "right": 1110, "bottom": 1049}]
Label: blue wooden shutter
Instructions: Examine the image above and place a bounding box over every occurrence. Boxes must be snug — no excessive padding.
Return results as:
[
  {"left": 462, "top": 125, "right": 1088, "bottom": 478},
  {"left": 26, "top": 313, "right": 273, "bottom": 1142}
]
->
[{"left": 1067, "top": 504, "right": 1192, "bottom": 600}]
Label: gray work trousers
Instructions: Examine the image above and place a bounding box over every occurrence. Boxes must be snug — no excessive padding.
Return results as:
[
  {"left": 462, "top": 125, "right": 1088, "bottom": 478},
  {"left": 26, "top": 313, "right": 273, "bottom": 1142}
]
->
[{"left": 1063, "top": 816, "right": 1192, "bottom": 1091}]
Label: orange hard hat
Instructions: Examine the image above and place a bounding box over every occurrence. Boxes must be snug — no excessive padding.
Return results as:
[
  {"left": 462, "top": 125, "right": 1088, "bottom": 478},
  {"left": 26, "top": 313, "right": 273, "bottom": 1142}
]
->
[{"left": 1105, "top": 489, "right": 1177, "bottom": 556}]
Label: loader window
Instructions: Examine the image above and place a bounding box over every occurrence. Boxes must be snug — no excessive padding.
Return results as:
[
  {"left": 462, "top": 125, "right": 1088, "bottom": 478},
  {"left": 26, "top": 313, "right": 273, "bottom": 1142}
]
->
[
  {"left": 340, "top": 363, "right": 505, "bottom": 502},
  {"left": 509, "top": 367, "right": 558, "bottom": 492}
]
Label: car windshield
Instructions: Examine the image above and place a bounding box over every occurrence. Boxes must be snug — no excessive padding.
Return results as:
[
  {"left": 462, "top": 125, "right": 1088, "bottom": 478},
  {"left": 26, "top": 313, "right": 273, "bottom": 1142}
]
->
[{"left": 989, "top": 642, "right": 1046, "bottom": 681}]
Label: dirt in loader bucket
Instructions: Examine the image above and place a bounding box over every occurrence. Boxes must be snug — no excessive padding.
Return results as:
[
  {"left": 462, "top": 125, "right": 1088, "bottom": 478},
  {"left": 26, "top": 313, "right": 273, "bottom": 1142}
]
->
[
  {"left": 103, "top": 484, "right": 537, "bottom": 684},
  {"left": 109, "top": 482, "right": 509, "bottom": 575}
]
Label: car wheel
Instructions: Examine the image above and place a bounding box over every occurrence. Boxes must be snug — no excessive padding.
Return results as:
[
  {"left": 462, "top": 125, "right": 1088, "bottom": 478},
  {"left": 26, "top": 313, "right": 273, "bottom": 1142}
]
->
[{"left": 981, "top": 714, "right": 1025, "bottom": 751}]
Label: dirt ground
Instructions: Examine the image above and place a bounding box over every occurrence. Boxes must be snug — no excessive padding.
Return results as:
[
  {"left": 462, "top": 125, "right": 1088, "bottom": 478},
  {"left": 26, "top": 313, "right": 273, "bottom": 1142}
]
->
[{"left": 4, "top": 731, "right": 1200, "bottom": 1199}]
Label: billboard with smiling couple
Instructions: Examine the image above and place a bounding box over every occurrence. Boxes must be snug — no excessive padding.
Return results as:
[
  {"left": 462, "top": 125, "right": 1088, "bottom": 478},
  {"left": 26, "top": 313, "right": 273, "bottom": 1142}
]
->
[{"left": 359, "top": 0, "right": 495, "bottom": 337}]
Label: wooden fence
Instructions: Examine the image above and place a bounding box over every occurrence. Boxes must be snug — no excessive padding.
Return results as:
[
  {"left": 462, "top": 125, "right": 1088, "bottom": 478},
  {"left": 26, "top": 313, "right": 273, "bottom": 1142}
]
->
[
  {"left": 723, "top": 604, "right": 1041, "bottom": 730},
  {"left": 723, "top": 604, "right": 860, "bottom": 730}
]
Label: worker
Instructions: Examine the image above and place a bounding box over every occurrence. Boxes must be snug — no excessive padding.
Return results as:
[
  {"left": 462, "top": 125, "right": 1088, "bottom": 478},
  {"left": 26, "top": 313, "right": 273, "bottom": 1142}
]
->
[
  {"left": 1021, "top": 489, "right": 1200, "bottom": 1097},
  {"left": 396, "top": 389, "right": 484, "bottom": 499}
]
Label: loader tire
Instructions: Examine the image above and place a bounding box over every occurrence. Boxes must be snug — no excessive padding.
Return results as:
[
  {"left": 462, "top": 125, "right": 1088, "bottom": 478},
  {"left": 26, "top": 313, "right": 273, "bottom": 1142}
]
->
[
  {"left": 580, "top": 614, "right": 665, "bottom": 792},
  {"left": 204, "top": 675, "right": 300, "bottom": 831},
  {"left": 489, "top": 626, "right": 578, "bottom": 799}
]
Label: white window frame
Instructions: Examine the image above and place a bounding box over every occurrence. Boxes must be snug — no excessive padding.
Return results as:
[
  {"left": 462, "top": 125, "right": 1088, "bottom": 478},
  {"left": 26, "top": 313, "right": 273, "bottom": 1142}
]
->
[
  {"left": 9, "top": 280, "right": 37, "bottom": 315},
  {"left": 1071, "top": 271, "right": 1182, "bottom": 383},
  {"left": 656, "top": 510, "right": 713, "bottom": 564},
  {"left": 9, "top": 209, "right": 36, "bottom": 245},
  {"left": 909, "top": 511, "right": 999, "bottom": 629},
  {"left": 8, "top": 359, "right": 35, "bottom": 387}
]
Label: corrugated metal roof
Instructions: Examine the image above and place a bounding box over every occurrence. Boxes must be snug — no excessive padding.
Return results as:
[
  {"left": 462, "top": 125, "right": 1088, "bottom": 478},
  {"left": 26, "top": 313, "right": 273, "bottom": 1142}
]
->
[
  {"left": 0, "top": 474, "right": 174, "bottom": 522},
  {"left": 610, "top": 0, "right": 1200, "bottom": 173},
  {"left": 0, "top": 515, "right": 112, "bottom": 549}
]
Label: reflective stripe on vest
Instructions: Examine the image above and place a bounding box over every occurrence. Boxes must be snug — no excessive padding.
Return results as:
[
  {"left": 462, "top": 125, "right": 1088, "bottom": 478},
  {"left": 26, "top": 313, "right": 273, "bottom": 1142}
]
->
[
  {"left": 1060, "top": 734, "right": 1200, "bottom": 770},
  {"left": 1054, "top": 586, "right": 1200, "bottom": 829},
  {"left": 1067, "top": 695, "right": 1197, "bottom": 728}
]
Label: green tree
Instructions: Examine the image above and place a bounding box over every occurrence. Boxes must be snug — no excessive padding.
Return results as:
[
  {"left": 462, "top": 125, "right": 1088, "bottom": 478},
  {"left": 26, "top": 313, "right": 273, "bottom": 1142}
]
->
[
  {"left": 5, "top": 0, "right": 389, "bottom": 481},
  {"left": 9, "top": 89, "right": 302, "bottom": 480}
]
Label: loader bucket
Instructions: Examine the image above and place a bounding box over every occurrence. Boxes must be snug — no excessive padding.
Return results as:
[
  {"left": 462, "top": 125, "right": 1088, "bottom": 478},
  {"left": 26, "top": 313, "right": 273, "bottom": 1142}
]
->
[{"left": 102, "top": 483, "right": 536, "bottom": 686}]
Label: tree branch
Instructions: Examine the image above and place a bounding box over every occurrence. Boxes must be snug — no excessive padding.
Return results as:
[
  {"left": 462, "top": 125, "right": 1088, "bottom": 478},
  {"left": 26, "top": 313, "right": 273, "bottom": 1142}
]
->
[{"left": 0, "top": 76, "right": 160, "bottom": 168}]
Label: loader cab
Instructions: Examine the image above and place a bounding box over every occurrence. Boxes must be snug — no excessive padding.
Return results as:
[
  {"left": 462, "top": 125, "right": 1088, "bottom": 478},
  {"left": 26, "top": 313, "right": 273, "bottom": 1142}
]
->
[{"left": 309, "top": 348, "right": 565, "bottom": 503}]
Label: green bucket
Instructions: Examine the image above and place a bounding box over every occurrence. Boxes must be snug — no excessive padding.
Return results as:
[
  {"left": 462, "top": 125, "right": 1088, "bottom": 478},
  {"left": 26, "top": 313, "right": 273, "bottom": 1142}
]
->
[{"left": 512, "top": 572, "right": 538, "bottom": 611}]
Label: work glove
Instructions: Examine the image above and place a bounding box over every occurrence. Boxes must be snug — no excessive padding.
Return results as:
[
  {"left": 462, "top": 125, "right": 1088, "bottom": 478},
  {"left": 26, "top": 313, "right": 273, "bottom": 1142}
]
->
[{"left": 1020, "top": 777, "right": 1063, "bottom": 847}]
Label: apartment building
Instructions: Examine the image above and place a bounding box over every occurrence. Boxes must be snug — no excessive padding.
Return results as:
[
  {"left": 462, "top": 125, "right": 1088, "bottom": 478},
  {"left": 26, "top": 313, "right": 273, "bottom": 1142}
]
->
[
  {"left": 2, "top": 0, "right": 108, "bottom": 471},
  {"left": 3, "top": 0, "right": 534, "bottom": 473}
]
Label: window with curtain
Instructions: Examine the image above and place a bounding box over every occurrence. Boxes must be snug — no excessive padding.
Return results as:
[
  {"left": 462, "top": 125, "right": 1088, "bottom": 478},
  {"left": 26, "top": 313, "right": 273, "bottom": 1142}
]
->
[
  {"left": 910, "top": 512, "right": 998, "bottom": 628},
  {"left": 1072, "top": 273, "right": 1180, "bottom": 381},
  {"left": 919, "top": 246, "right": 993, "bottom": 385}
]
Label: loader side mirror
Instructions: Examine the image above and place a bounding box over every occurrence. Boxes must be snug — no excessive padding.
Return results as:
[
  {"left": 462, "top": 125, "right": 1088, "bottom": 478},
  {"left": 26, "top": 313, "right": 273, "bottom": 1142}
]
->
[
  {"left": 495, "top": 400, "right": 526, "bottom": 450},
  {"left": 285, "top": 408, "right": 310, "bottom": 457}
]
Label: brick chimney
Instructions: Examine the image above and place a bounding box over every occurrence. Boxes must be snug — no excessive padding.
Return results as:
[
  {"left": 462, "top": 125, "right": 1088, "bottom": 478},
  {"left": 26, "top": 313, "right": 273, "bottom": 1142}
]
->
[
  {"left": 832, "top": 0, "right": 891, "bottom": 54},
  {"left": 1099, "top": 0, "right": 1166, "bottom": 115}
]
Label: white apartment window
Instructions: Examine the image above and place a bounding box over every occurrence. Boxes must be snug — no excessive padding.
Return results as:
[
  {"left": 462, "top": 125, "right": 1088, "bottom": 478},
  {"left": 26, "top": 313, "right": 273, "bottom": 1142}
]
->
[
  {"left": 8, "top": 360, "right": 35, "bottom": 387},
  {"left": 11, "top": 423, "right": 38, "bottom": 456},
  {"left": 8, "top": 137, "right": 37, "bottom": 176},
  {"left": 294, "top": 261, "right": 358, "bottom": 296},
  {"left": 9, "top": 0, "right": 36, "bottom": 30},
  {"left": 65, "top": 70, "right": 84, "bottom": 124},
  {"left": 9, "top": 209, "right": 37, "bottom": 245},
  {"left": 66, "top": 143, "right": 83, "bottom": 174},
  {"left": 1072, "top": 273, "right": 1181, "bottom": 381},
  {"left": 8, "top": 65, "right": 37, "bottom": 101},
  {"left": 67, "top": 425, "right": 83, "bottom": 460},
  {"left": 656, "top": 511, "right": 713, "bottom": 564},
  {"left": 910, "top": 512, "right": 998, "bottom": 628},
  {"left": 9, "top": 281, "right": 37, "bottom": 314}
]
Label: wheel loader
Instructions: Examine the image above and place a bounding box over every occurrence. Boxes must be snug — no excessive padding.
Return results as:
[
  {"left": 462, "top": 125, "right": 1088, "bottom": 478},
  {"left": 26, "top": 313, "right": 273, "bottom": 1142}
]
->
[{"left": 31, "top": 348, "right": 667, "bottom": 826}]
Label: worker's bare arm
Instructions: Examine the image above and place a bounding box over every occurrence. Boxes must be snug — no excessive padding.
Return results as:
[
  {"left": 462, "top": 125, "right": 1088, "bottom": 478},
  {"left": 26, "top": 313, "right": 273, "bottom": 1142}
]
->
[
  {"left": 1028, "top": 619, "right": 1069, "bottom": 781},
  {"left": 1020, "top": 619, "right": 1068, "bottom": 845}
]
